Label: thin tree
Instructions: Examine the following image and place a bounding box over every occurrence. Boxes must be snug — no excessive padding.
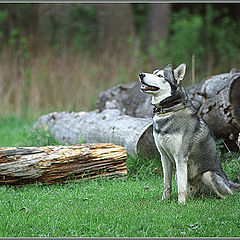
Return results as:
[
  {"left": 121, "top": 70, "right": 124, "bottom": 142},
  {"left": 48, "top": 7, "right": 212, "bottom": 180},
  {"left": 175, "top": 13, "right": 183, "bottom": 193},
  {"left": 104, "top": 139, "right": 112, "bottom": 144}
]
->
[
  {"left": 95, "top": 4, "right": 136, "bottom": 54},
  {"left": 146, "top": 3, "right": 171, "bottom": 59}
]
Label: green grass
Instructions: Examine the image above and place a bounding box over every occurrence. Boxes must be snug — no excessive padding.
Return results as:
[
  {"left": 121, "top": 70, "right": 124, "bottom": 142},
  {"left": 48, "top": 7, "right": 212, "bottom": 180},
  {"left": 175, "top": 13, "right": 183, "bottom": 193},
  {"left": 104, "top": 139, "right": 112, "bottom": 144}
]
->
[
  {"left": 0, "top": 115, "right": 60, "bottom": 147},
  {"left": 0, "top": 115, "right": 240, "bottom": 237},
  {"left": 0, "top": 178, "right": 240, "bottom": 237}
]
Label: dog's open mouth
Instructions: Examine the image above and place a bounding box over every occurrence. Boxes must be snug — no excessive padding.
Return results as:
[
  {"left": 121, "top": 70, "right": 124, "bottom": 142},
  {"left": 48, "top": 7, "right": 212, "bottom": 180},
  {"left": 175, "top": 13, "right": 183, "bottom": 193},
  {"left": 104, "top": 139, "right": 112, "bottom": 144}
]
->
[{"left": 140, "top": 80, "right": 159, "bottom": 92}]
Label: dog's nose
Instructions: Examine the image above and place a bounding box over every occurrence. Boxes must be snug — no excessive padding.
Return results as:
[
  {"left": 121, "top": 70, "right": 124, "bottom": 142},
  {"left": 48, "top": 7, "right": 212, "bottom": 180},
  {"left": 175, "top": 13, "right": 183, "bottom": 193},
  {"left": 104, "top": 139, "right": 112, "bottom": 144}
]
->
[{"left": 139, "top": 73, "right": 145, "bottom": 80}]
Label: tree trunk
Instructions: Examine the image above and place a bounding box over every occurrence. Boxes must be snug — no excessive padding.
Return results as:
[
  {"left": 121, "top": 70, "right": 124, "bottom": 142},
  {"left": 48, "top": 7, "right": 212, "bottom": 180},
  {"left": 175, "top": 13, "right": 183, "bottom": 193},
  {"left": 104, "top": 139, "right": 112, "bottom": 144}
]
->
[
  {"left": 146, "top": 3, "right": 171, "bottom": 50},
  {"left": 33, "top": 109, "right": 159, "bottom": 159},
  {"left": 95, "top": 3, "right": 135, "bottom": 53},
  {"left": 0, "top": 143, "right": 127, "bottom": 186},
  {"left": 96, "top": 69, "right": 240, "bottom": 149}
]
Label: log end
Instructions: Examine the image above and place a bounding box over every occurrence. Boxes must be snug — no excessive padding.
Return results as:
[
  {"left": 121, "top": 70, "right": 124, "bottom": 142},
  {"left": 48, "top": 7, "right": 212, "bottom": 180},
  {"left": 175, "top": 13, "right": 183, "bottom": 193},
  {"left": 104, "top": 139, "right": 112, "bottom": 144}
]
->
[
  {"left": 229, "top": 75, "right": 240, "bottom": 129},
  {"left": 136, "top": 124, "right": 159, "bottom": 159}
]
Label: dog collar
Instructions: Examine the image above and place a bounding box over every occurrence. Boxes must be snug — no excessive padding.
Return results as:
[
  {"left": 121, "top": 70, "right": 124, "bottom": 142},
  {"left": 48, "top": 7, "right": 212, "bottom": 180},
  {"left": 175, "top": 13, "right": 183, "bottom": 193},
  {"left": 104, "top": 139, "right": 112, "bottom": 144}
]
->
[
  {"left": 153, "top": 105, "right": 185, "bottom": 115},
  {"left": 155, "top": 110, "right": 175, "bottom": 117},
  {"left": 153, "top": 100, "right": 191, "bottom": 116}
]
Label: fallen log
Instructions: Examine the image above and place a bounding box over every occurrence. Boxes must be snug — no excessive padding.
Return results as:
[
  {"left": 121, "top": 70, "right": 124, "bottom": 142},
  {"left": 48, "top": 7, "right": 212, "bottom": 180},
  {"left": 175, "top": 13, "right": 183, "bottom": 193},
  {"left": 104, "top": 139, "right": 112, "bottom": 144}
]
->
[
  {"left": 96, "top": 69, "right": 240, "bottom": 149},
  {"left": 187, "top": 69, "right": 240, "bottom": 148},
  {"left": 0, "top": 143, "right": 127, "bottom": 186},
  {"left": 96, "top": 82, "right": 154, "bottom": 118},
  {"left": 238, "top": 133, "right": 240, "bottom": 150},
  {"left": 33, "top": 109, "right": 159, "bottom": 159}
]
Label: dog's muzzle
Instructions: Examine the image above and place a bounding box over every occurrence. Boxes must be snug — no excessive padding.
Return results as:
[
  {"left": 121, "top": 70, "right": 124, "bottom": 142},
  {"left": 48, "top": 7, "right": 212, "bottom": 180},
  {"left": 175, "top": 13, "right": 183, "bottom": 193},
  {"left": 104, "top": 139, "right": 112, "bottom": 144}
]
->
[
  {"left": 139, "top": 72, "right": 159, "bottom": 92},
  {"left": 139, "top": 73, "right": 145, "bottom": 81}
]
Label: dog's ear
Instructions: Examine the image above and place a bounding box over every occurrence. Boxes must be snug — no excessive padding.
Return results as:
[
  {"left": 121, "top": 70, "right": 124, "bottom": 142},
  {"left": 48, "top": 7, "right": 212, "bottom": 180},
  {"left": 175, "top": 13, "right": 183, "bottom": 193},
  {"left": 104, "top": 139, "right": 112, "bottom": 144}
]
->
[
  {"left": 174, "top": 63, "right": 186, "bottom": 83},
  {"left": 164, "top": 64, "right": 173, "bottom": 71}
]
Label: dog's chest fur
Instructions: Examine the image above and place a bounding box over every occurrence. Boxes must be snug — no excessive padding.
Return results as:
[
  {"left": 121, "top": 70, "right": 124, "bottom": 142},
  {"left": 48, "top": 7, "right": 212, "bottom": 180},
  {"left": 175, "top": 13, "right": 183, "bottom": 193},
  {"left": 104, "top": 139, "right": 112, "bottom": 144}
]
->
[
  {"left": 153, "top": 108, "right": 201, "bottom": 181},
  {"left": 152, "top": 107, "right": 197, "bottom": 159},
  {"left": 153, "top": 111, "right": 185, "bottom": 148}
]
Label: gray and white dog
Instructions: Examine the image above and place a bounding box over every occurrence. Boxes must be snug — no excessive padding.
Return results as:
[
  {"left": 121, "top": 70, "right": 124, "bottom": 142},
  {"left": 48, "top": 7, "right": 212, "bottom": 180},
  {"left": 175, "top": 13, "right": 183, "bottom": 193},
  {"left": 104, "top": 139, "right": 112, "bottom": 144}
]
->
[{"left": 139, "top": 63, "right": 240, "bottom": 204}]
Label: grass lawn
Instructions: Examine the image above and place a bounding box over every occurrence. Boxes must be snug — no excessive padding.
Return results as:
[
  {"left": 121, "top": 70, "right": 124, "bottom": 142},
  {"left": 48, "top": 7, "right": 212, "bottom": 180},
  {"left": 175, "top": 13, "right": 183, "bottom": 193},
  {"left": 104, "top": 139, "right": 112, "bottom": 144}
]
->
[{"left": 0, "top": 115, "right": 240, "bottom": 237}]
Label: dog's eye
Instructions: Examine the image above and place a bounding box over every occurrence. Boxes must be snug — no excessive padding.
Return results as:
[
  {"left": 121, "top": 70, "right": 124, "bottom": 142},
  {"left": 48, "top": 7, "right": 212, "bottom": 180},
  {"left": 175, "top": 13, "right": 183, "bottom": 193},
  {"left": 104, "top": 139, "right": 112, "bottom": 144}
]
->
[
  {"left": 153, "top": 69, "right": 160, "bottom": 75},
  {"left": 158, "top": 74, "right": 163, "bottom": 78}
]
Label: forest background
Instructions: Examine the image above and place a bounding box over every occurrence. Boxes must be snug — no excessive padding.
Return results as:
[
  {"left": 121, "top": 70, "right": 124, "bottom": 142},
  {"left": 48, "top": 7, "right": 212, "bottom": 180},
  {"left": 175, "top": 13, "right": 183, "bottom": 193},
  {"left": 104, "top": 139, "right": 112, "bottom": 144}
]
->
[
  {"left": 1, "top": 4, "right": 240, "bottom": 237},
  {"left": 0, "top": 3, "right": 240, "bottom": 116}
]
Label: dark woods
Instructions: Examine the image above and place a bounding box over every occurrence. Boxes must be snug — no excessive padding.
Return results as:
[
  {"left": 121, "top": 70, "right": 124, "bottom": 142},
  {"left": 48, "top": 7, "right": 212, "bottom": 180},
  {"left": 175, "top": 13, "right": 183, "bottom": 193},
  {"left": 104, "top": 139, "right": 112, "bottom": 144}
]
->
[{"left": 0, "top": 3, "right": 239, "bottom": 115}]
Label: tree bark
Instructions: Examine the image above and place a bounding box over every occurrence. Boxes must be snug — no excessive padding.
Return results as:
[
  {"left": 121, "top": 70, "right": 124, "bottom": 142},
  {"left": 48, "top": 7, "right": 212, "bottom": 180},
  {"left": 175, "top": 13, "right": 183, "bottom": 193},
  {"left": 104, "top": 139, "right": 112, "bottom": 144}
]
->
[
  {"left": 96, "top": 69, "right": 240, "bottom": 149},
  {"left": 33, "top": 109, "right": 159, "bottom": 159},
  {"left": 0, "top": 143, "right": 127, "bottom": 186},
  {"left": 186, "top": 69, "right": 240, "bottom": 147},
  {"left": 146, "top": 3, "right": 171, "bottom": 50},
  {"left": 96, "top": 82, "right": 154, "bottom": 118}
]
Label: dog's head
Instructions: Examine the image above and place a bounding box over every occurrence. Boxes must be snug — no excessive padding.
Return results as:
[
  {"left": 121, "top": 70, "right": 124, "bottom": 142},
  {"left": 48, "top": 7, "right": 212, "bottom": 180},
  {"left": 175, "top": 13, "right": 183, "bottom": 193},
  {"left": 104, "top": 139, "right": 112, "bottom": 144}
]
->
[{"left": 139, "top": 63, "right": 186, "bottom": 105}]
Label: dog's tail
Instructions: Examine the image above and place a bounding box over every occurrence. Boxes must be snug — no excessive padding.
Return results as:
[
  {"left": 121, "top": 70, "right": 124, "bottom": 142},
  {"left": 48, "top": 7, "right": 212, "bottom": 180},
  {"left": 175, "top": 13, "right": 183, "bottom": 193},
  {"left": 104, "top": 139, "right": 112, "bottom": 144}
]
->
[{"left": 229, "top": 181, "right": 240, "bottom": 192}]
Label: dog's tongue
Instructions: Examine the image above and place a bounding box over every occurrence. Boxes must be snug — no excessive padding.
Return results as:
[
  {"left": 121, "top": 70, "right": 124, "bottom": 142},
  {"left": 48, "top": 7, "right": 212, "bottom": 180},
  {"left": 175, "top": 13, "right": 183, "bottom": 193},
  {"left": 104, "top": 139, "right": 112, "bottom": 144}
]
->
[
  {"left": 141, "top": 85, "right": 149, "bottom": 91},
  {"left": 141, "top": 84, "right": 158, "bottom": 91}
]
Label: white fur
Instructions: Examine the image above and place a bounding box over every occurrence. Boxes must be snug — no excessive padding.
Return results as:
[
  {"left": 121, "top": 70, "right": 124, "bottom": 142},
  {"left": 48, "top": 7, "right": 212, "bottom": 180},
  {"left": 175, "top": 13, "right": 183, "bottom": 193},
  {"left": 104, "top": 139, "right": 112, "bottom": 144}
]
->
[
  {"left": 141, "top": 63, "right": 188, "bottom": 203},
  {"left": 139, "top": 70, "right": 172, "bottom": 106},
  {"left": 140, "top": 64, "right": 186, "bottom": 107},
  {"left": 153, "top": 115, "right": 188, "bottom": 203},
  {"left": 173, "top": 63, "right": 186, "bottom": 84}
]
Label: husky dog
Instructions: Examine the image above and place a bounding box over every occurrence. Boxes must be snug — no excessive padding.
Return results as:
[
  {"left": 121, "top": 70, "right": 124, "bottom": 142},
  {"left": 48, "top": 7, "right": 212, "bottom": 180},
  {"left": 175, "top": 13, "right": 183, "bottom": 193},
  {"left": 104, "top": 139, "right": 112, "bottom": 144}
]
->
[{"left": 139, "top": 63, "right": 240, "bottom": 204}]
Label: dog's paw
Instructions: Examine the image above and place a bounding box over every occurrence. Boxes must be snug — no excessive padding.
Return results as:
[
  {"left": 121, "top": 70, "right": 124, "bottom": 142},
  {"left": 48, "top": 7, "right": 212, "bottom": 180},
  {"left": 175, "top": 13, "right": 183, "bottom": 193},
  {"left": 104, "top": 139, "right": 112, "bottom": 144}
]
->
[
  {"left": 162, "top": 189, "right": 171, "bottom": 200},
  {"left": 178, "top": 196, "right": 186, "bottom": 204}
]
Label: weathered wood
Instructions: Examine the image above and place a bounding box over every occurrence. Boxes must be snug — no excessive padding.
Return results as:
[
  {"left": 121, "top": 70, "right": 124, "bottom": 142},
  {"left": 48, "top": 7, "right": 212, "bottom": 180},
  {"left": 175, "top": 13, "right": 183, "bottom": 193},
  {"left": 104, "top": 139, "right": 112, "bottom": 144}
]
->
[
  {"left": 186, "top": 70, "right": 240, "bottom": 149},
  {"left": 33, "top": 109, "right": 159, "bottom": 159},
  {"left": 96, "top": 69, "right": 240, "bottom": 149},
  {"left": 96, "top": 82, "right": 154, "bottom": 118},
  {"left": 0, "top": 143, "right": 127, "bottom": 186},
  {"left": 238, "top": 133, "right": 240, "bottom": 150}
]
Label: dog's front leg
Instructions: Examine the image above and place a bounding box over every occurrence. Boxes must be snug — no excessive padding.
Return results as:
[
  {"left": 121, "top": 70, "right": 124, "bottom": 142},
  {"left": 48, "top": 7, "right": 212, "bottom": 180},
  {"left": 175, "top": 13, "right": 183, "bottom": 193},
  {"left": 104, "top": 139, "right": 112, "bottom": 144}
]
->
[
  {"left": 160, "top": 152, "right": 173, "bottom": 200},
  {"left": 176, "top": 156, "right": 188, "bottom": 204}
]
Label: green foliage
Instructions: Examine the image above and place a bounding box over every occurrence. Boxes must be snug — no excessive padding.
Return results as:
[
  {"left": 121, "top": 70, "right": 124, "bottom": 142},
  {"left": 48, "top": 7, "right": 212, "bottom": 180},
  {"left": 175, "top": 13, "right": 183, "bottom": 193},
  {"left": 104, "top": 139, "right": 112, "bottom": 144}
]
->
[
  {"left": 214, "top": 16, "right": 240, "bottom": 66},
  {"left": 222, "top": 157, "right": 240, "bottom": 183},
  {"left": 132, "top": 3, "right": 147, "bottom": 31},
  {"left": 0, "top": 4, "right": 97, "bottom": 52},
  {"left": 0, "top": 9, "right": 8, "bottom": 44},
  {"left": 71, "top": 5, "right": 96, "bottom": 48},
  {"left": 23, "top": 129, "right": 61, "bottom": 147},
  {"left": 221, "top": 150, "right": 240, "bottom": 183},
  {"left": 0, "top": 4, "right": 239, "bottom": 86},
  {"left": 0, "top": 115, "right": 60, "bottom": 147},
  {"left": 0, "top": 9, "right": 8, "bottom": 23},
  {"left": 8, "top": 28, "right": 20, "bottom": 47},
  {"left": 215, "top": 138, "right": 225, "bottom": 159},
  {"left": 131, "top": 3, "right": 147, "bottom": 48},
  {"left": 216, "top": 139, "right": 240, "bottom": 182},
  {"left": 202, "top": 5, "right": 240, "bottom": 70},
  {"left": 40, "top": 4, "right": 97, "bottom": 49},
  {"left": 8, "top": 29, "right": 30, "bottom": 61},
  {"left": 150, "top": 5, "right": 240, "bottom": 82},
  {"left": 158, "top": 10, "right": 204, "bottom": 69},
  {"left": 127, "top": 155, "right": 162, "bottom": 179}
]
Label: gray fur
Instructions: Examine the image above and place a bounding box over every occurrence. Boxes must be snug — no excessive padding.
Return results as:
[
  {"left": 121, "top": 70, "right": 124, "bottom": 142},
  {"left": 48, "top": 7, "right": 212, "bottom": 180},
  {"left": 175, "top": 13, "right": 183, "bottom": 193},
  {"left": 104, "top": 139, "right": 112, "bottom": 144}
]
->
[{"left": 139, "top": 63, "right": 240, "bottom": 204}]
